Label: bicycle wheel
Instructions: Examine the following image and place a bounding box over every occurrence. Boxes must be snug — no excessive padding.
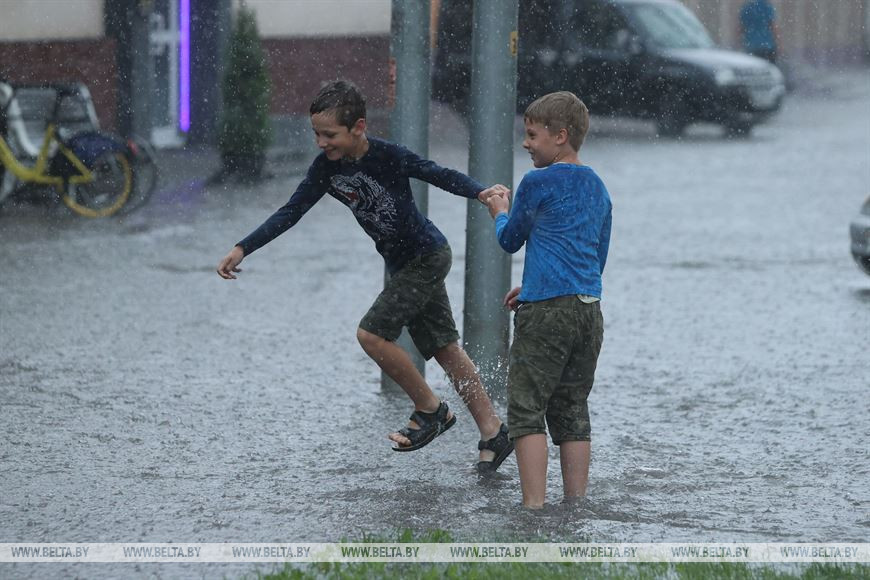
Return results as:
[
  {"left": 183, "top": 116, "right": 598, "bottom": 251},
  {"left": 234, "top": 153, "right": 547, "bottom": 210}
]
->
[
  {"left": 121, "top": 136, "right": 159, "bottom": 214},
  {"left": 62, "top": 150, "right": 132, "bottom": 218}
]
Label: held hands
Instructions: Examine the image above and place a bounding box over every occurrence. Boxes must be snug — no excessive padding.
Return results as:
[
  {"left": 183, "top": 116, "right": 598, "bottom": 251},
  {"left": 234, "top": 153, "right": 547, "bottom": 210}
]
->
[
  {"left": 216, "top": 246, "right": 245, "bottom": 280},
  {"left": 477, "top": 184, "right": 511, "bottom": 219}
]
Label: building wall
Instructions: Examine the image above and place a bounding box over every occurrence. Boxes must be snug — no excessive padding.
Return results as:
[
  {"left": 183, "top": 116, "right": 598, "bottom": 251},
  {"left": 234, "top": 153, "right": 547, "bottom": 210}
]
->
[
  {"left": 243, "top": 0, "right": 392, "bottom": 113},
  {"left": 243, "top": 0, "right": 390, "bottom": 37},
  {"left": 0, "top": 40, "right": 117, "bottom": 131},
  {"left": 0, "top": 1, "right": 111, "bottom": 128},
  {"left": 684, "top": 0, "right": 869, "bottom": 64},
  {"left": 0, "top": 0, "right": 103, "bottom": 40},
  {"left": 264, "top": 36, "right": 391, "bottom": 115}
]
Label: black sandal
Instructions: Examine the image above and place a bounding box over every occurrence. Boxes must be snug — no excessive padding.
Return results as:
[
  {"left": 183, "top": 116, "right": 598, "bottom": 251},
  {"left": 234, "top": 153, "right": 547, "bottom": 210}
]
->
[
  {"left": 476, "top": 423, "right": 514, "bottom": 473},
  {"left": 391, "top": 401, "right": 457, "bottom": 452}
]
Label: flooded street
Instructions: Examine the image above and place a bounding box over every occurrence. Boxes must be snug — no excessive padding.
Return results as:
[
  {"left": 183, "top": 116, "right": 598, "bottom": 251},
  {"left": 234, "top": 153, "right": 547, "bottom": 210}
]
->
[{"left": 1, "top": 70, "right": 868, "bottom": 579}]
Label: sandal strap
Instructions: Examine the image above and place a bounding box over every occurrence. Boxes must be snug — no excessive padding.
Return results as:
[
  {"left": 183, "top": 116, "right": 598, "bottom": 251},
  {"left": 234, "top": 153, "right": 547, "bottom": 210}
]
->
[
  {"left": 396, "top": 425, "right": 415, "bottom": 438},
  {"left": 478, "top": 423, "right": 509, "bottom": 451},
  {"left": 396, "top": 402, "right": 450, "bottom": 444},
  {"left": 409, "top": 401, "right": 447, "bottom": 428}
]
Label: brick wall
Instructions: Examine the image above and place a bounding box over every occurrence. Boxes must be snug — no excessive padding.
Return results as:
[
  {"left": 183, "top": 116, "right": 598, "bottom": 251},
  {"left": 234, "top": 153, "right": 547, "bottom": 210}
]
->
[
  {"left": 0, "top": 35, "right": 389, "bottom": 142},
  {"left": 263, "top": 35, "right": 391, "bottom": 115},
  {"left": 0, "top": 39, "right": 118, "bottom": 131}
]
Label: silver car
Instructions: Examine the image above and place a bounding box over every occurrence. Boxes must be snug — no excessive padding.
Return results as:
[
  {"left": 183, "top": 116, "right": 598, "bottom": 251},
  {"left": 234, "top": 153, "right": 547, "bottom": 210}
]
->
[{"left": 850, "top": 196, "right": 870, "bottom": 275}]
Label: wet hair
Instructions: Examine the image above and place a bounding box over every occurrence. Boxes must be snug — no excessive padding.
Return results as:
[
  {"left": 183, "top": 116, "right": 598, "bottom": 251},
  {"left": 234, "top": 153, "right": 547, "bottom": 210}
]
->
[
  {"left": 309, "top": 80, "right": 367, "bottom": 130},
  {"left": 524, "top": 91, "right": 589, "bottom": 150}
]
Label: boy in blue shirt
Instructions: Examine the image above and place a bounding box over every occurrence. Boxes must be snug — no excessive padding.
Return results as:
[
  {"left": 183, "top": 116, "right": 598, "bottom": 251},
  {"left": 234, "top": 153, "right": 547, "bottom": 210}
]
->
[
  {"left": 217, "top": 80, "right": 514, "bottom": 471},
  {"left": 481, "top": 91, "right": 612, "bottom": 508}
]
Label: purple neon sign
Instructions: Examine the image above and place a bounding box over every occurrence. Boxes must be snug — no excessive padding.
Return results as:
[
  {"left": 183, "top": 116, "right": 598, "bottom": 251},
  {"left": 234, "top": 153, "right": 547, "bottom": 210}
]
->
[{"left": 179, "top": 0, "right": 190, "bottom": 132}]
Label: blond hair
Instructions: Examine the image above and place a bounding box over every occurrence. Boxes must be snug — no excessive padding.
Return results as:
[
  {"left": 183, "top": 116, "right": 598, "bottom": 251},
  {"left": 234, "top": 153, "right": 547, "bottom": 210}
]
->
[{"left": 524, "top": 91, "right": 589, "bottom": 150}]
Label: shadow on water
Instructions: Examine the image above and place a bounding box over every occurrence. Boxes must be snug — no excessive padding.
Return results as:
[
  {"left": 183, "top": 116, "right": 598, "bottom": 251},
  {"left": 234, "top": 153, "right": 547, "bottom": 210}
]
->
[{"left": 851, "top": 287, "right": 870, "bottom": 303}]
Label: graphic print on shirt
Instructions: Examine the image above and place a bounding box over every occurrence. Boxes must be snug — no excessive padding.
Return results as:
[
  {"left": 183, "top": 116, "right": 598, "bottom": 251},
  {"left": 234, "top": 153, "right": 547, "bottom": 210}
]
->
[{"left": 330, "top": 172, "right": 398, "bottom": 239}]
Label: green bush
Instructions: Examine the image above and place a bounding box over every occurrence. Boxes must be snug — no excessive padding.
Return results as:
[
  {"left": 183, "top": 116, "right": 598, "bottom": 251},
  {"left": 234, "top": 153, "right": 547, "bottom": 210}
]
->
[{"left": 218, "top": 5, "right": 272, "bottom": 178}]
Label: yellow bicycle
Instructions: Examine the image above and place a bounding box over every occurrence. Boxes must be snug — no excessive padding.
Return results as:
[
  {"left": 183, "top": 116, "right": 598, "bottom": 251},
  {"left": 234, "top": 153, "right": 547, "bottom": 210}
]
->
[{"left": 0, "top": 82, "right": 133, "bottom": 218}]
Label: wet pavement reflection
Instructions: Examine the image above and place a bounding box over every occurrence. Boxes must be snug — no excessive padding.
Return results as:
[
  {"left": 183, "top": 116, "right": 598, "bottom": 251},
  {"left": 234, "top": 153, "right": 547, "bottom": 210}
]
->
[{"left": 1, "top": 71, "right": 868, "bottom": 579}]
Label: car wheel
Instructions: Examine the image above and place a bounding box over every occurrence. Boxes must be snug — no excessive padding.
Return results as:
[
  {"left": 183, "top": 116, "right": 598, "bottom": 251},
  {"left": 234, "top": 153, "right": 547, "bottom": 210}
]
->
[
  {"left": 724, "top": 120, "right": 754, "bottom": 138},
  {"left": 452, "top": 94, "right": 471, "bottom": 119}
]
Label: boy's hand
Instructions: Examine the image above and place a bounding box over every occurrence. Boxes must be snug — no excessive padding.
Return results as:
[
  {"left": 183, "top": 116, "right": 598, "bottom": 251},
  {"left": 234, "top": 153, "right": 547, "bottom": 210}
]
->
[
  {"left": 217, "top": 246, "right": 245, "bottom": 280},
  {"left": 485, "top": 195, "right": 510, "bottom": 219},
  {"left": 477, "top": 184, "right": 511, "bottom": 219},
  {"left": 503, "top": 286, "right": 522, "bottom": 311},
  {"left": 477, "top": 184, "right": 509, "bottom": 205}
]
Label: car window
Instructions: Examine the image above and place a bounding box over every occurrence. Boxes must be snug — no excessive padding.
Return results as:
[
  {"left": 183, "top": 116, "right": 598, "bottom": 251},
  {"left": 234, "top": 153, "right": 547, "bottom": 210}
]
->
[
  {"left": 622, "top": 2, "right": 714, "bottom": 49},
  {"left": 570, "top": 1, "right": 629, "bottom": 51},
  {"left": 520, "top": 0, "right": 563, "bottom": 48}
]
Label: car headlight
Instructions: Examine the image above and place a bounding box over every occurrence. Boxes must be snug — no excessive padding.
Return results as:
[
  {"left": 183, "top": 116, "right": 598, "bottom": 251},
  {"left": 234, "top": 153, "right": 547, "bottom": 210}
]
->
[
  {"left": 714, "top": 68, "right": 737, "bottom": 86},
  {"left": 768, "top": 64, "right": 785, "bottom": 85},
  {"left": 537, "top": 48, "right": 559, "bottom": 67}
]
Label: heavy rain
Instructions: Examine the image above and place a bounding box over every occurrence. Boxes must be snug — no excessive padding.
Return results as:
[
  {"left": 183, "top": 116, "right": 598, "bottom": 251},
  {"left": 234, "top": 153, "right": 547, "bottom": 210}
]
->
[{"left": 1, "top": 1, "right": 869, "bottom": 579}]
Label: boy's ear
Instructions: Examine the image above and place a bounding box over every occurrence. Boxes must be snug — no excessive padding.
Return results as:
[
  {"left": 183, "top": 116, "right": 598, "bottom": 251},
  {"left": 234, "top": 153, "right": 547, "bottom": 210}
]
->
[
  {"left": 351, "top": 118, "right": 367, "bottom": 135},
  {"left": 555, "top": 127, "right": 570, "bottom": 145}
]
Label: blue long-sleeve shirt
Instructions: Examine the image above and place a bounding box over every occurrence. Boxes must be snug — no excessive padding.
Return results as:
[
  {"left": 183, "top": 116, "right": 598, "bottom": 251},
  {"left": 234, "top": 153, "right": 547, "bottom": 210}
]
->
[
  {"left": 740, "top": 0, "right": 776, "bottom": 51},
  {"left": 495, "top": 164, "right": 612, "bottom": 302},
  {"left": 237, "top": 137, "right": 485, "bottom": 274}
]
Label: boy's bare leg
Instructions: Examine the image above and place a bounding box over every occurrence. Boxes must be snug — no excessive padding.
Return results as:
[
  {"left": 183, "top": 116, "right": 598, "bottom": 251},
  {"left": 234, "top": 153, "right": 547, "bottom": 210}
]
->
[
  {"left": 559, "top": 441, "right": 590, "bottom": 500},
  {"left": 432, "top": 342, "right": 502, "bottom": 462},
  {"left": 356, "top": 329, "right": 449, "bottom": 446},
  {"left": 515, "top": 433, "right": 548, "bottom": 509}
]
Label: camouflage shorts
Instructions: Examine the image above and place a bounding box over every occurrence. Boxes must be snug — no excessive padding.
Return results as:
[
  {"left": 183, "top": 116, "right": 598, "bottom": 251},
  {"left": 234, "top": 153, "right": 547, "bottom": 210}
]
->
[
  {"left": 507, "top": 295, "right": 604, "bottom": 444},
  {"left": 359, "top": 244, "right": 460, "bottom": 360}
]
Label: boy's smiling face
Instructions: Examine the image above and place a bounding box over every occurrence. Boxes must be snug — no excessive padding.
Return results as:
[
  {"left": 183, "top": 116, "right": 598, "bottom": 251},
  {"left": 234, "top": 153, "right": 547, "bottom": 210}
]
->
[
  {"left": 523, "top": 119, "right": 565, "bottom": 168},
  {"left": 311, "top": 111, "right": 367, "bottom": 161}
]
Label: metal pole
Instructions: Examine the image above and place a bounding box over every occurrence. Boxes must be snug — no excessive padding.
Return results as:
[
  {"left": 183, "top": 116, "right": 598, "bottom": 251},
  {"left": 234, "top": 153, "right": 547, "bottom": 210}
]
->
[
  {"left": 106, "top": 0, "right": 154, "bottom": 139},
  {"left": 382, "top": 0, "right": 430, "bottom": 390},
  {"left": 464, "top": 0, "right": 518, "bottom": 398},
  {"left": 189, "top": 0, "right": 232, "bottom": 145}
]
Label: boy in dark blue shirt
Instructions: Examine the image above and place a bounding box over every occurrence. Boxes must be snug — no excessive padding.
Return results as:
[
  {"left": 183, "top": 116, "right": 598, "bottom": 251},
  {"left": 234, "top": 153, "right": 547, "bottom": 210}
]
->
[
  {"left": 481, "top": 91, "right": 612, "bottom": 507},
  {"left": 217, "top": 80, "right": 513, "bottom": 470}
]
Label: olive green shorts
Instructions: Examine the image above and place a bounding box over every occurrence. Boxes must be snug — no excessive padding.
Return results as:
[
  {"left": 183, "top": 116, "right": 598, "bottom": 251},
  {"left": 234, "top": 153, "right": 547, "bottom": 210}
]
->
[
  {"left": 507, "top": 295, "right": 604, "bottom": 444},
  {"left": 359, "top": 244, "right": 460, "bottom": 360}
]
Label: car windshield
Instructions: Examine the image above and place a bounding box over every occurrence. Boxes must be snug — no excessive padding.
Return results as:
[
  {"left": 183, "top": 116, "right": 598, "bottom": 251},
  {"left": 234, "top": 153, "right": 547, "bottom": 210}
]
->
[{"left": 623, "top": 2, "right": 715, "bottom": 49}]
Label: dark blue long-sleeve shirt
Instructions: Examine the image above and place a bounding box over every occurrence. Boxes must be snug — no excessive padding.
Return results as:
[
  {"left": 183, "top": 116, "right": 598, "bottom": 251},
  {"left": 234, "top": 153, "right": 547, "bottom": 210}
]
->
[
  {"left": 237, "top": 137, "right": 485, "bottom": 273},
  {"left": 495, "top": 164, "right": 612, "bottom": 301}
]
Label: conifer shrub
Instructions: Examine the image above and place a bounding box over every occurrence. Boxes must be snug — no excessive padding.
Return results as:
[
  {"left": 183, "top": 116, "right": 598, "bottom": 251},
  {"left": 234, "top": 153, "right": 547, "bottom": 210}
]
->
[{"left": 218, "top": 5, "right": 272, "bottom": 179}]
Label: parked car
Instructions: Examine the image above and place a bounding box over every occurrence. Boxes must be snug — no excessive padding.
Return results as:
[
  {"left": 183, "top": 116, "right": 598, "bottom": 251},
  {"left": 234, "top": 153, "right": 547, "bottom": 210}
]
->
[
  {"left": 850, "top": 196, "right": 870, "bottom": 275},
  {"left": 433, "top": 0, "right": 786, "bottom": 137}
]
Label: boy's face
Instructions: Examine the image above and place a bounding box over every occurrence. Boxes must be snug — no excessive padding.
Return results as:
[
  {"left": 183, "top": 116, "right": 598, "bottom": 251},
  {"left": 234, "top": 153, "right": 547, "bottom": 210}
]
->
[
  {"left": 523, "top": 119, "right": 564, "bottom": 168},
  {"left": 311, "top": 111, "right": 366, "bottom": 161}
]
